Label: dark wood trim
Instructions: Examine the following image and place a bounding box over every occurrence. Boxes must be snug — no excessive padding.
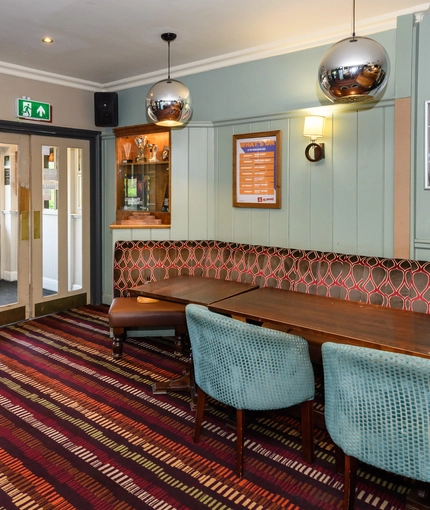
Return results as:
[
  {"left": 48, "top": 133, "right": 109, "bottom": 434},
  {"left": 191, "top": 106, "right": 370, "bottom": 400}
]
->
[
  {"left": 394, "top": 97, "right": 411, "bottom": 259},
  {"left": 35, "top": 293, "right": 87, "bottom": 317},
  {"left": 0, "top": 306, "right": 25, "bottom": 326}
]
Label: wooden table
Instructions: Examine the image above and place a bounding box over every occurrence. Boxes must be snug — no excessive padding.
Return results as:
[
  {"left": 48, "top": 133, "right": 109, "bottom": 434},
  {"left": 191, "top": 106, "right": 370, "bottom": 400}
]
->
[
  {"left": 130, "top": 275, "right": 259, "bottom": 398},
  {"left": 208, "top": 286, "right": 430, "bottom": 510},
  {"left": 130, "top": 275, "right": 258, "bottom": 307},
  {"left": 208, "top": 286, "right": 430, "bottom": 359}
]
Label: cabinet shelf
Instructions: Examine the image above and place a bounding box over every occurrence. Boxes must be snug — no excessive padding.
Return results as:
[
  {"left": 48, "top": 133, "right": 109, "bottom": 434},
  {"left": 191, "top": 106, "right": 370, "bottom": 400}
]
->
[{"left": 120, "top": 161, "right": 169, "bottom": 165}]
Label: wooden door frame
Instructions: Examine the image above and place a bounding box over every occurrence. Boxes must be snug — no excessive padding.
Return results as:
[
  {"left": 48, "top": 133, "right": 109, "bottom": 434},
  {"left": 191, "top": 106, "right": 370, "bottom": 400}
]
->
[{"left": 0, "top": 120, "right": 102, "bottom": 304}]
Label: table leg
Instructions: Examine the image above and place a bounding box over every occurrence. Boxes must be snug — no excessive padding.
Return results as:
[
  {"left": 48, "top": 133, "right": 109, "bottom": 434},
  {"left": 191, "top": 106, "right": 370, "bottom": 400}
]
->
[
  {"left": 152, "top": 351, "right": 198, "bottom": 409},
  {"left": 152, "top": 369, "right": 191, "bottom": 394}
]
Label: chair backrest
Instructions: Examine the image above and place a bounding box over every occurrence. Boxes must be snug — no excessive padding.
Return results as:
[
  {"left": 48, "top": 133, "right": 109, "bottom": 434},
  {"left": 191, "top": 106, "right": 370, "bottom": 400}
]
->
[
  {"left": 185, "top": 304, "right": 314, "bottom": 411},
  {"left": 322, "top": 342, "right": 430, "bottom": 482}
]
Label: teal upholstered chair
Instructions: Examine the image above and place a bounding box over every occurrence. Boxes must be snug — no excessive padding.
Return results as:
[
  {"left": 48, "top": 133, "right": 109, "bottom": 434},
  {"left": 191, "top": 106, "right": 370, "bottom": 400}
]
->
[
  {"left": 185, "top": 304, "right": 315, "bottom": 478},
  {"left": 322, "top": 342, "right": 430, "bottom": 510}
]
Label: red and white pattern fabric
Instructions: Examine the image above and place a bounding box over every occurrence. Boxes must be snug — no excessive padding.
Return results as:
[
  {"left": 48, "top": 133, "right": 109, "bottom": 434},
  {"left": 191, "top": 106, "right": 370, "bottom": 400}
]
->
[{"left": 112, "top": 240, "right": 430, "bottom": 313}]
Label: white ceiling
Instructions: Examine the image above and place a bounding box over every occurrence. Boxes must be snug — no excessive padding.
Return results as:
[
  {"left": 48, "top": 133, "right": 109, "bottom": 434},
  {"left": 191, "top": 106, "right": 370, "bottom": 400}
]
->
[{"left": 0, "top": 0, "right": 429, "bottom": 91}]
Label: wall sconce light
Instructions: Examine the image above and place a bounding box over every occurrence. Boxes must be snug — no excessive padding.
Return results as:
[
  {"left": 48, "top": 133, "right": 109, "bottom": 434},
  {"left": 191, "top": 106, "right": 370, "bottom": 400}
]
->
[{"left": 303, "top": 116, "right": 325, "bottom": 162}]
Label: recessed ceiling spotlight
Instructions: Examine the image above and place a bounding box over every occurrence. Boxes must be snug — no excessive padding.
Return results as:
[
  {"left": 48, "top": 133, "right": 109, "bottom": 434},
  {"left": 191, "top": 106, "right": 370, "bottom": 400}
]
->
[{"left": 42, "top": 37, "right": 54, "bottom": 44}]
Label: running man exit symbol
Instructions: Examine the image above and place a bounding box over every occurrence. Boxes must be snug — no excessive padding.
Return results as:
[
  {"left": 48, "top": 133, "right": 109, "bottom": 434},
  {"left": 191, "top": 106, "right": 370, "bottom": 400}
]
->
[{"left": 16, "top": 98, "right": 51, "bottom": 121}]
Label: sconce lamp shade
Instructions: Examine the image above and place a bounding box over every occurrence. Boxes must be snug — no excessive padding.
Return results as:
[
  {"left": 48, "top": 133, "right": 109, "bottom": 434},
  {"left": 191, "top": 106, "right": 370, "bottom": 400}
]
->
[
  {"left": 146, "top": 79, "right": 192, "bottom": 127},
  {"left": 318, "top": 36, "right": 389, "bottom": 103},
  {"left": 303, "top": 116, "right": 325, "bottom": 140},
  {"left": 304, "top": 116, "right": 325, "bottom": 163}
]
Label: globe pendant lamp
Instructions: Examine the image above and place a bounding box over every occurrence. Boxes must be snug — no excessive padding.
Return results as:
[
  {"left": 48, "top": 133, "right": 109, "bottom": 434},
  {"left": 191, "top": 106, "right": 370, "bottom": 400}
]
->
[
  {"left": 146, "top": 33, "right": 192, "bottom": 127},
  {"left": 318, "top": 0, "right": 389, "bottom": 103}
]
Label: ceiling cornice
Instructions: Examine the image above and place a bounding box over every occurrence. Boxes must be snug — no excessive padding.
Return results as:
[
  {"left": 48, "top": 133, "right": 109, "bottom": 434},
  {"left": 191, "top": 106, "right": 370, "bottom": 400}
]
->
[
  {"left": 0, "top": 61, "right": 101, "bottom": 91},
  {"left": 0, "top": 5, "right": 428, "bottom": 93}
]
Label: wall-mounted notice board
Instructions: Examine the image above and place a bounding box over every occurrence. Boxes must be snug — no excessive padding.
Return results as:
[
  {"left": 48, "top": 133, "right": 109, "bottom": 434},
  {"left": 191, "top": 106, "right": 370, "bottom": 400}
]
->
[{"left": 233, "top": 130, "right": 281, "bottom": 208}]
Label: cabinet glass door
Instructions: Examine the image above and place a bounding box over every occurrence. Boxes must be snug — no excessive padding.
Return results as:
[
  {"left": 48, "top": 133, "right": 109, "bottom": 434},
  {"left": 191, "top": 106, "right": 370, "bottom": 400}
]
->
[{"left": 112, "top": 124, "right": 171, "bottom": 227}]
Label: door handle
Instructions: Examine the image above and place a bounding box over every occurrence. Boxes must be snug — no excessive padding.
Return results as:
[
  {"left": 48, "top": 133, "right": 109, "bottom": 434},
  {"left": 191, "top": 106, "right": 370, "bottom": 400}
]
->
[
  {"left": 34, "top": 211, "right": 41, "bottom": 239},
  {"left": 19, "top": 186, "right": 30, "bottom": 241},
  {"left": 21, "top": 211, "right": 29, "bottom": 241}
]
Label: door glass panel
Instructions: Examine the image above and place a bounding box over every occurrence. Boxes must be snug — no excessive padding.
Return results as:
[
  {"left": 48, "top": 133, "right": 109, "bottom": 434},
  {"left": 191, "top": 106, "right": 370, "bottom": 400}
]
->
[
  {"left": 68, "top": 147, "right": 82, "bottom": 291},
  {"left": 0, "top": 143, "right": 18, "bottom": 306},
  {"left": 42, "top": 145, "right": 58, "bottom": 296},
  {"left": 1, "top": 134, "right": 90, "bottom": 325}
]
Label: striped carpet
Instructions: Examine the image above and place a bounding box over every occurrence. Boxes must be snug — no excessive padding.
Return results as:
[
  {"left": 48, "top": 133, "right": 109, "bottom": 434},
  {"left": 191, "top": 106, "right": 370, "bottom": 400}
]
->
[{"left": 0, "top": 305, "right": 412, "bottom": 509}]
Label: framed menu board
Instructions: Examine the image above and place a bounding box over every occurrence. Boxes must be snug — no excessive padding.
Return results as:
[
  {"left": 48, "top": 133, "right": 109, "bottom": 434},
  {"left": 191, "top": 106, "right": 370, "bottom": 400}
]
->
[{"left": 233, "top": 130, "right": 281, "bottom": 208}]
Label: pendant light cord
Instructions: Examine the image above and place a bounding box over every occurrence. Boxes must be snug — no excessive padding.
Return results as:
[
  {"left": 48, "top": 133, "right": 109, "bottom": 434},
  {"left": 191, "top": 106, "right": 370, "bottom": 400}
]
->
[
  {"left": 352, "top": 0, "right": 356, "bottom": 40},
  {"left": 167, "top": 41, "right": 171, "bottom": 81}
]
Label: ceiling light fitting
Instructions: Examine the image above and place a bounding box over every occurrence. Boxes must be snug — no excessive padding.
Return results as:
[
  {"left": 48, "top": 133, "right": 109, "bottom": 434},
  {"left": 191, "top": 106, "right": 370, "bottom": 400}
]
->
[
  {"left": 303, "top": 116, "right": 325, "bottom": 162},
  {"left": 146, "top": 33, "right": 192, "bottom": 127},
  {"left": 42, "top": 37, "right": 54, "bottom": 44},
  {"left": 318, "top": 0, "right": 389, "bottom": 103}
]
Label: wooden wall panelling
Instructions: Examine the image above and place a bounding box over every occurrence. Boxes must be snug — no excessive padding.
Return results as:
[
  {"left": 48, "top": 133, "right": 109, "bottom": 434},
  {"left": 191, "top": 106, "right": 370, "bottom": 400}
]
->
[
  {"left": 215, "top": 124, "right": 235, "bottom": 241},
  {"left": 289, "top": 116, "right": 312, "bottom": 249},
  {"left": 232, "top": 123, "right": 252, "bottom": 245},
  {"left": 357, "top": 107, "right": 390, "bottom": 256},
  {"left": 383, "top": 106, "right": 395, "bottom": 256},
  {"left": 102, "top": 134, "right": 116, "bottom": 304},
  {"left": 309, "top": 114, "right": 334, "bottom": 252},
  {"left": 206, "top": 127, "right": 216, "bottom": 241},
  {"left": 332, "top": 111, "right": 359, "bottom": 254},
  {"left": 393, "top": 97, "right": 411, "bottom": 258},
  {"left": 269, "top": 117, "right": 290, "bottom": 248},
  {"left": 169, "top": 127, "right": 189, "bottom": 240},
  {"left": 188, "top": 127, "right": 211, "bottom": 240}
]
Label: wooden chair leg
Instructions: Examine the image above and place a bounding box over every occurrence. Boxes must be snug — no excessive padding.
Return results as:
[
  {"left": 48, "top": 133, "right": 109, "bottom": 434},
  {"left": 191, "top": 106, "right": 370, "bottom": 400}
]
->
[
  {"left": 236, "top": 409, "right": 245, "bottom": 478},
  {"left": 112, "top": 327, "right": 125, "bottom": 359},
  {"left": 193, "top": 387, "right": 206, "bottom": 443},
  {"left": 335, "top": 446, "right": 344, "bottom": 474},
  {"left": 343, "top": 454, "right": 358, "bottom": 510},
  {"left": 300, "top": 399, "right": 315, "bottom": 464},
  {"left": 406, "top": 481, "right": 430, "bottom": 509}
]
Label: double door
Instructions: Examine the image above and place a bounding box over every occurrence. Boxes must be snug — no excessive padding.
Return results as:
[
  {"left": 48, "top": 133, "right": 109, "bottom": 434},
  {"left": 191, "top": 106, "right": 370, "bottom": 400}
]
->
[{"left": 0, "top": 133, "right": 90, "bottom": 325}]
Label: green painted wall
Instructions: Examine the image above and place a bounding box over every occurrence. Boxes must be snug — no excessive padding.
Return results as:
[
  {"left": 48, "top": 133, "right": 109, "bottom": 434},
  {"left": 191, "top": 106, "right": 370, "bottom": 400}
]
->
[
  {"left": 117, "top": 31, "right": 396, "bottom": 124},
  {"left": 102, "top": 14, "right": 430, "bottom": 303}
]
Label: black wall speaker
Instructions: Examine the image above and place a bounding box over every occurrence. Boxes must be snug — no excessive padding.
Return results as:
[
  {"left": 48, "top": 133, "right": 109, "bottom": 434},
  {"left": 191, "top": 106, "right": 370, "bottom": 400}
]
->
[{"left": 94, "top": 92, "right": 118, "bottom": 127}]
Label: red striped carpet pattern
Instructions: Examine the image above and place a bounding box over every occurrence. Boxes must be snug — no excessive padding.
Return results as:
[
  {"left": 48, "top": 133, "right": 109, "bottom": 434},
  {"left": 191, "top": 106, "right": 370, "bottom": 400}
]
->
[{"left": 0, "top": 305, "right": 411, "bottom": 509}]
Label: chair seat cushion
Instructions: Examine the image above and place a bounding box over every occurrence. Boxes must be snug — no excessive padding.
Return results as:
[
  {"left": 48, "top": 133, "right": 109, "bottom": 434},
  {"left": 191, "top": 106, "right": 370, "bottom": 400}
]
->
[{"left": 108, "top": 297, "right": 186, "bottom": 328}]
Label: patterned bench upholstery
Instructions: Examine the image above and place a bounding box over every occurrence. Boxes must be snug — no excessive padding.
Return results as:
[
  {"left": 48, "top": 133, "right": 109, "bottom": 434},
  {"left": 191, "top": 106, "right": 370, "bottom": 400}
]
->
[{"left": 113, "top": 240, "right": 430, "bottom": 314}]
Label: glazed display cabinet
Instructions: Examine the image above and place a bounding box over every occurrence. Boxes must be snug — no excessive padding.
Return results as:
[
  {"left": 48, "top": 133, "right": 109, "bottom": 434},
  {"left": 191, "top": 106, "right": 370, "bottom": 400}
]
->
[{"left": 111, "top": 124, "right": 171, "bottom": 227}]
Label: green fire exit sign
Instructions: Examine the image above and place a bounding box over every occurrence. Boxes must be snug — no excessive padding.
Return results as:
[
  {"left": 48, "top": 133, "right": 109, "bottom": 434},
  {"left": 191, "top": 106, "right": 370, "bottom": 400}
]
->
[{"left": 16, "top": 98, "right": 51, "bottom": 121}]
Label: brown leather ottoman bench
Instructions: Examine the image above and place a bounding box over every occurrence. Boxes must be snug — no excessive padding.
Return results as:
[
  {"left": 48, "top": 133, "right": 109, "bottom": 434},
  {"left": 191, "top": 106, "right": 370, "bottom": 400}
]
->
[{"left": 108, "top": 297, "right": 188, "bottom": 359}]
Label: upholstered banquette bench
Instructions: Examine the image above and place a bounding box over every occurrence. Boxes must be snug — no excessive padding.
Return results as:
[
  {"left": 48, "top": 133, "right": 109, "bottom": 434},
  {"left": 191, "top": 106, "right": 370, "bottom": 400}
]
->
[{"left": 109, "top": 239, "right": 430, "bottom": 357}]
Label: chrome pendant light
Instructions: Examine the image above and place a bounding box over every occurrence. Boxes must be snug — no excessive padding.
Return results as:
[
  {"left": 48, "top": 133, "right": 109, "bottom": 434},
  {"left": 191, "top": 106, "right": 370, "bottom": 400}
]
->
[
  {"left": 318, "top": 0, "right": 389, "bottom": 103},
  {"left": 146, "top": 33, "right": 192, "bottom": 127}
]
